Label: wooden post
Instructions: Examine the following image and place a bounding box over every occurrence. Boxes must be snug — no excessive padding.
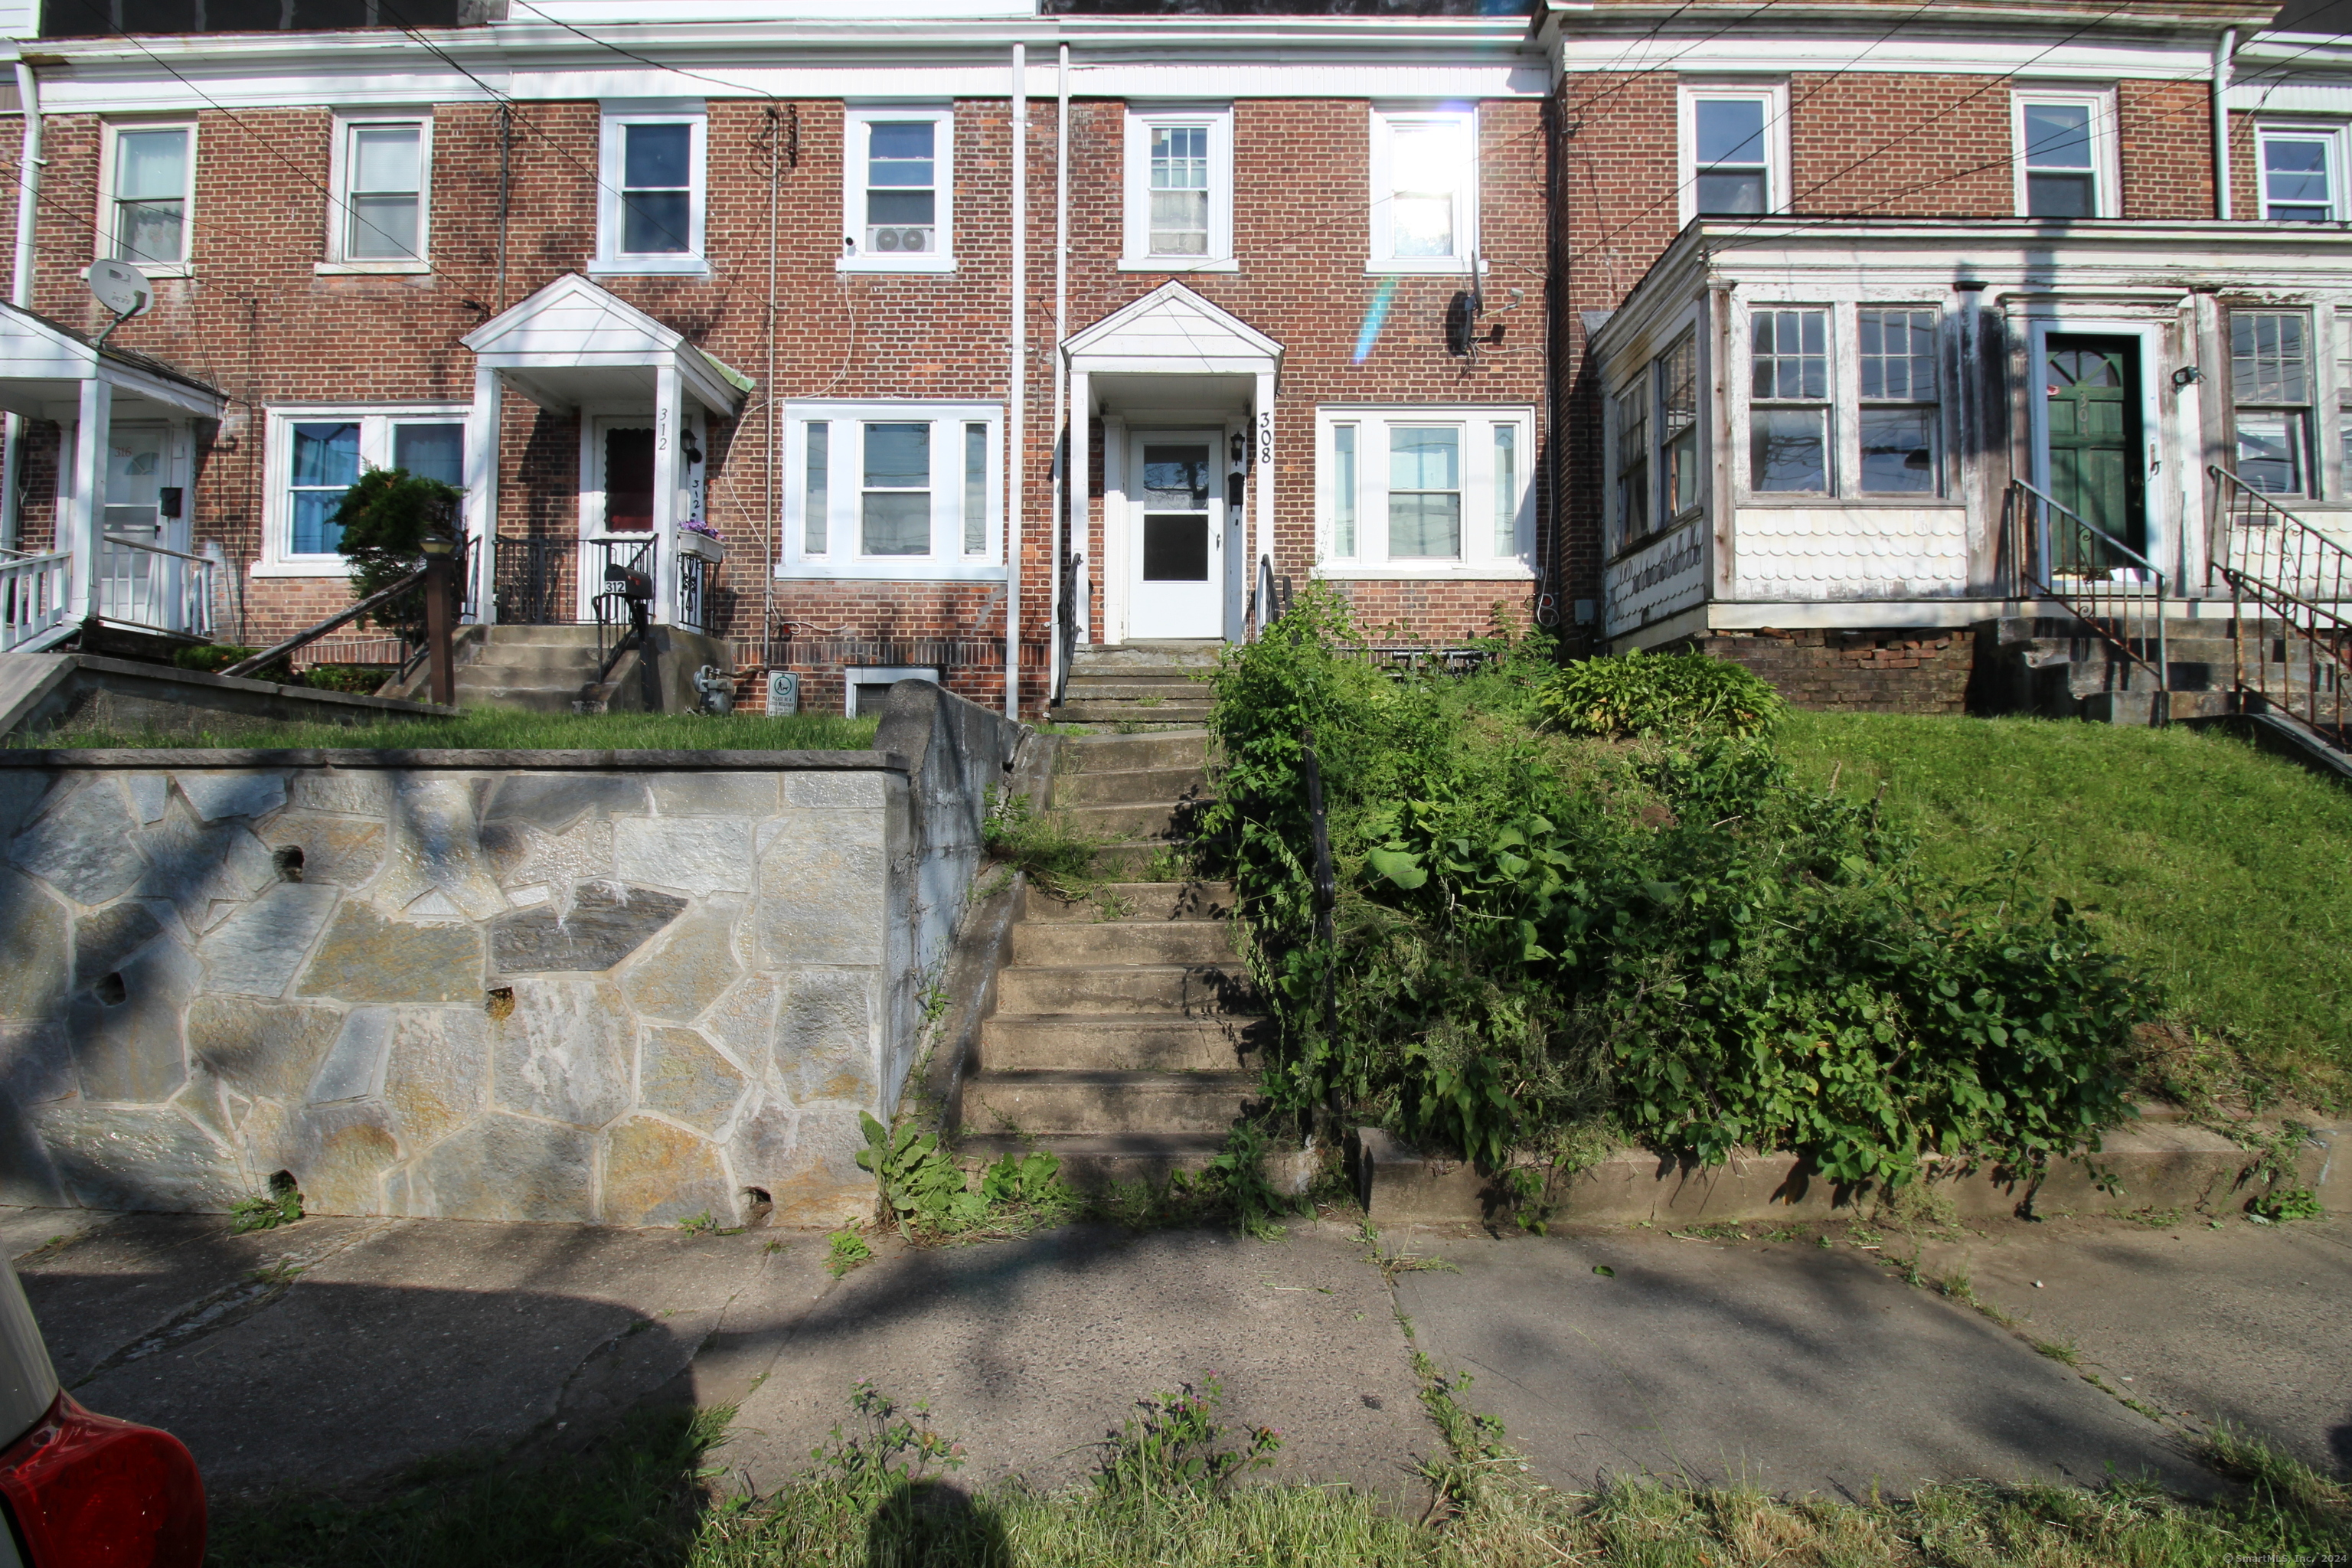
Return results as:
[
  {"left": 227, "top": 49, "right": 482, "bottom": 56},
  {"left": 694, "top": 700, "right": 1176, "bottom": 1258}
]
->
[{"left": 423, "top": 543, "right": 456, "bottom": 707}]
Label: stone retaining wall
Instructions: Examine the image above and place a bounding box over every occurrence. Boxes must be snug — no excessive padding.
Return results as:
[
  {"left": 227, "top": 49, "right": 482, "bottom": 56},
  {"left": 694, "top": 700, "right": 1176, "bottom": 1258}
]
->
[{"left": 0, "top": 681, "right": 1021, "bottom": 1228}]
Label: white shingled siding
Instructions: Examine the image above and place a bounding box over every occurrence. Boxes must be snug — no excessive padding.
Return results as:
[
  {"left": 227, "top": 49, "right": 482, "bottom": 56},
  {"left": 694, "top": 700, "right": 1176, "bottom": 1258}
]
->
[
  {"left": 1731, "top": 507, "right": 1969, "bottom": 601},
  {"left": 1603, "top": 522, "right": 1708, "bottom": 636}
]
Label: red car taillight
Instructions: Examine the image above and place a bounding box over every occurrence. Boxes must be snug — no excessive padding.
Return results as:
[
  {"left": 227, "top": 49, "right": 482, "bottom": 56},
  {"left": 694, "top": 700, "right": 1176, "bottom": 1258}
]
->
[{"left": 0, "top": 1392, "right": 204, "bottom": 1568}]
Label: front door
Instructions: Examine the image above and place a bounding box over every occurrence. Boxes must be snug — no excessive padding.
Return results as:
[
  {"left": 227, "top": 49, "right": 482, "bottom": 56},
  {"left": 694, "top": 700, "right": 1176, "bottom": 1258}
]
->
[
  {"left": 1128, "top": 434, "right": 1222, "bottom": 639},
  {"left": 579, "top": 416, "right": 657, "bottom": 620},
  {"left": 100, "top": 422, "right": 187, "bottom": 629},
  {"left": 2043, "top": 334, "right": 2145, "bottom": 572}
]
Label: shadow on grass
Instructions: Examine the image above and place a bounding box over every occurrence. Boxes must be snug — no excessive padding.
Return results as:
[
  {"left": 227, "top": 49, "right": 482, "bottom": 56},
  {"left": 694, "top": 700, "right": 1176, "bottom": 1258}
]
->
[{"left": 206, "top": 1405, "right": 727, "bottom": 1568}]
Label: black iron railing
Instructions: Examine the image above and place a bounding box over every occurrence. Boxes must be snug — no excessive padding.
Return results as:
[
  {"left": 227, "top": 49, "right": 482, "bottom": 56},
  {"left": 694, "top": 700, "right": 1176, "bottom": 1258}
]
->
[
  {"left": 2003, "top": 479, "right": 2171, "bottom": 721},
  {"left": 1054, "top": 550, "right": 1086, "bottom": 707}
]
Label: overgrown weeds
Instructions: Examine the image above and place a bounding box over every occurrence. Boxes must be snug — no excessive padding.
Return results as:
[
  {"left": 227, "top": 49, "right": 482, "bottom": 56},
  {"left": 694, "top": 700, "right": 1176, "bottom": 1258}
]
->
[
  {"left": 858, "top": 1113, "right": 1083, "bottom": 1243},
  {"left": 982, "top": 789, "right": 1103, "bottom": 900},
  {"left": 207, "top": 1378, "right": 2348, "bottom": 1568},
  {"left": 229, "top": 1172, "right": 304, "bottom": 1234},
  {"left": 1207, "top": 589, "right": 2145, "bottom": 1189}
]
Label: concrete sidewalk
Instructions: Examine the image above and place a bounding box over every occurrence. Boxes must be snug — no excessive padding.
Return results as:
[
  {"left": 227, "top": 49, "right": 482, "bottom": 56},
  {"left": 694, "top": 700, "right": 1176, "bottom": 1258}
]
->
[{"left": 8, "top": 1204, "right": 2342, "bottom": 1504}]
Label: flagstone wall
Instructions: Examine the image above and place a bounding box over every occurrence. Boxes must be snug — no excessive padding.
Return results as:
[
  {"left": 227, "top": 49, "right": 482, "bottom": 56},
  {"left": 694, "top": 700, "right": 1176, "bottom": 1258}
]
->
[{"left": 0, "top": 681, "right": 1021, "bottom": 1229}]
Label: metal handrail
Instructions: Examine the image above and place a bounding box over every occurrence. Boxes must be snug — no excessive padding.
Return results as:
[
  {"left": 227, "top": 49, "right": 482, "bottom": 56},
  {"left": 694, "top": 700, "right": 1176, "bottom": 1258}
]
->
[
  {"left": 2003, "top": 479, "right": 2170, "bottom": 721},
  {"left": 222, "top": 560, "right": 434, "bottom": 679},
  {"left": 1053, "top": 550, "right": 1085, "bottom": 707},
  {"left": 2207, "top": 466, "right": 2350, "bottom": 748},
  {"left": 1250, "top": 554, "right": 1283, "bottom": 642}
]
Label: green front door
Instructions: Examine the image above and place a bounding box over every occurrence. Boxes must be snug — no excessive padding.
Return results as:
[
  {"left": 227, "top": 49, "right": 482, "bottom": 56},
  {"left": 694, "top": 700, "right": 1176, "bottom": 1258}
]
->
[{"left": 2043, "top": 335, "right": 2145, "bottom": 570}]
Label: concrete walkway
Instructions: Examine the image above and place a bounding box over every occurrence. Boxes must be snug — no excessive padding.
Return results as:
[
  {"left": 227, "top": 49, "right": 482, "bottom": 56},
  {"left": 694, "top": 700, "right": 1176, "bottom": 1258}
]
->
[{"left": 8, "top": 1204, "right": 2344, "bottom": 1504}]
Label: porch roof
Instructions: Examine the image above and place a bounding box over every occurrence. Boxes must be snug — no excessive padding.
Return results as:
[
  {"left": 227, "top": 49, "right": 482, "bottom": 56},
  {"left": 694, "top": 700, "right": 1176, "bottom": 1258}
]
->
[
  {"left": 1064, "top": 282, "right": 1283, "bottom": 376},
  {"left": 0, "top": 303, "right": 227, "bottom": 423},
  {"left": 461, "top": 273, "right": 753, "bottom": 418}
]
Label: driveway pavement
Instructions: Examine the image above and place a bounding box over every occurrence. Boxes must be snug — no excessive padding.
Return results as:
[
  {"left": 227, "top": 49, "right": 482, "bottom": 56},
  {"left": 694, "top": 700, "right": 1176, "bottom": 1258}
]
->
[{"left": 8, "top": 1204, "right": 2342, "bottom": 1505}]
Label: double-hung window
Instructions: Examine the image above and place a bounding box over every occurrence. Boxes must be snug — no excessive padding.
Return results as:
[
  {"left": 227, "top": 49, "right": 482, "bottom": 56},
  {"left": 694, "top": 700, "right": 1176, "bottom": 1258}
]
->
[
  {"left": 1610, "top": 333, "right": 1703, "bottom": 552},
  {"left": 785, "top": 402, "right": 1001, "bottom": 577},
  {"left": 2014, "top": 89, "right": 2118, "bottom": 219},
  {"left": 1857, "top": 309, "right": 1939, "bottom": 494},
  {"left": 1369, "top": 108, "right": 1477, "bottom": 273},
  {"left": 595, "top": 105, "right": 707, "bottom": 276},
  {"left": 327, "top": 115, "right": 430, "bottom": 269},
  {"left": 2231, "top": 309, "right": 2316, "bottom": 496},
  {"left": 263, "top": 407, "right": 466, "bottom": 573},
  {"left": 1316, "top": 406, "right": 1535, "bottom": 574},
  {"left": 842, "top": 106, "right": 955, "bottom": 272},
  {"left": 102, "top": 122, "right": 194, "bottom": 273},
  {"left": 1679, "top": 83, "right": 1785, "bottom": 222},
  {"left": 1749, "top": 308, "right": 1831, "bottom": 494},
  {"left": 1122, "top": 106, "right": 1234, "bottom": 270},
  {"left": 2258, "top": 125, "right": 2347, "bottom": 221}
]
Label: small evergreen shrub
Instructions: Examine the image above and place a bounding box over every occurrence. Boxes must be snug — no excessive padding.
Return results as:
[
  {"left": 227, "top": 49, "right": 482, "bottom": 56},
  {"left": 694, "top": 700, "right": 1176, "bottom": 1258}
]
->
[
  {"left": 1539, "top": 648, "right": 1785, "bottom": 739},
  {"left": 333, "top": 467, "right": 463, "bottom": 642}
]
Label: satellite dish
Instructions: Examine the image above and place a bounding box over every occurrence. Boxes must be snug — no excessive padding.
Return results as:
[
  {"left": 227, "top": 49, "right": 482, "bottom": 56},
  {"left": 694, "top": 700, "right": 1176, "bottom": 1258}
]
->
[{"left": 88, "top": 259, "right": 152, "bottom": 321}]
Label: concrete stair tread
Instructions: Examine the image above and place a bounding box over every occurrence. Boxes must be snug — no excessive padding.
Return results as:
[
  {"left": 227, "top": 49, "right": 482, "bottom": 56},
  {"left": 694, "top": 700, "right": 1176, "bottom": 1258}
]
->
[
  {"left": 967, "top": 1068, "right": 1259, "bottom": 1087},
  {"left": 1021, "top": 881, "right": 1236, "bottom": 922}
]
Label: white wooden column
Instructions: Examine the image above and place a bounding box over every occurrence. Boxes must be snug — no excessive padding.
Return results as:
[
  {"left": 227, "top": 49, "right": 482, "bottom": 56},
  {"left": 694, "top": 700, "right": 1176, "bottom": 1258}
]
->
[
  {"left": 1067, "top": 370, "right": 1089, "bottom": 645},
  {"left": 652, "top": 358, "right": 682, "bottom": 626},
  {"left": 68, "top": 372, "right": 109, "bottom": 623},
  {"left": 463, "top": 365, "right": 501, "bottom": 624}
]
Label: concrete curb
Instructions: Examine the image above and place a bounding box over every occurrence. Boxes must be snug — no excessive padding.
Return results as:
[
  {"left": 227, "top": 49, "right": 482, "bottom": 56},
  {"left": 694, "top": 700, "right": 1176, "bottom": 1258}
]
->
[{"left": 1352, "top": 1116, "right": 2350, "bottom": 1226}]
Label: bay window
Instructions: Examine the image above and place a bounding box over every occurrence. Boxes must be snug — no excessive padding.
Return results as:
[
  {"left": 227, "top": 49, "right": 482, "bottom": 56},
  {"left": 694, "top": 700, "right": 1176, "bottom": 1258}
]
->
[
  {"left": 783, "top": 402, "right": 1001, "bottom": 577},
  {"left": 1316, "top": 406, "right": 1534, "bottom": 575}
]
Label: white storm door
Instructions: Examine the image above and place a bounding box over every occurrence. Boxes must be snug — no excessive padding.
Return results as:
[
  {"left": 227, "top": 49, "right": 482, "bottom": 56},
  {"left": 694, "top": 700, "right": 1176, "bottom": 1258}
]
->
[
  {"left": 1127, "top": 433, "right": 1222, "bottom": 639},
  {"left": 100, "top": 422, "right": 173, "bottom": 629}
]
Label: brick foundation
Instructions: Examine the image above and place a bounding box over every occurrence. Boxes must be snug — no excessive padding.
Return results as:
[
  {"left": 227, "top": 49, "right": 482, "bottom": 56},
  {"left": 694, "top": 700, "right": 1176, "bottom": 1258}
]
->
[{"left": 1682, "top": 628, "right": 1978, "bottom": 716}]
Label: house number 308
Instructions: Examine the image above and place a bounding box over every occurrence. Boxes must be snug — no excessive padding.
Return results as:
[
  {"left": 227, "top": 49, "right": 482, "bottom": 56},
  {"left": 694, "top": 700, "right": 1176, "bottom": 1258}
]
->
[{"left": 1256, "top": 411, "right": 1272, "bottom": 467}]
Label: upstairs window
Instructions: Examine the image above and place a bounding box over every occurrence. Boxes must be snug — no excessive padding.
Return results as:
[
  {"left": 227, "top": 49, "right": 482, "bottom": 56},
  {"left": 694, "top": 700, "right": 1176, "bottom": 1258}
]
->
[
  {"left": 1122, "top": 106, "right": 1234, "bottom": 269},
  {"left": 596, "top": 106, "right": 707, "bottom": 275},
  {"left": 2014, "top": 90, "right": 2117, "bottom": 219},
  {"left": 103, "top": 123, "right": 194, "bottom": 272},
  {"left": 1749, "top": 308, "right": 1831, "bottom": 494},
  {"left": 843, "top": 106, "right": 955, "bottom": 273},
  {"left": 784, "top": 402, "right": 1001, "bottom": 577},
  {"left": 1858, "top": 309, "right": 1940, "bottom": 494},
  {"left": 1679, "top": 83, "right": 1786, "bottom": 224},
  {"left": 2232, "top": 310, "right": 2314, "bottom": 496},
  {"left": 1369, "top": 108, "right": 1477, "bottom": 273},
  {"left": 328, "top": 116, "right": 430, "bottom": 267},
  {"left": 2258, "top": 126, "right": 2346, "bottom": 222}
]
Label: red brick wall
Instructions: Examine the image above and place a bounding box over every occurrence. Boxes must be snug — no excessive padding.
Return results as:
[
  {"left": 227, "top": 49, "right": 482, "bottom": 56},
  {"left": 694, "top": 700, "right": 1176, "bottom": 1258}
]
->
[
  {"left": 1788, "top": 74, "right": 2013, "bottom": 216},
  {"left": 24, "top": 90, "right": 1547, "bottom": 710},
  {"left": 1690, "top": 629, "right": 1977, "bottom": 714}
]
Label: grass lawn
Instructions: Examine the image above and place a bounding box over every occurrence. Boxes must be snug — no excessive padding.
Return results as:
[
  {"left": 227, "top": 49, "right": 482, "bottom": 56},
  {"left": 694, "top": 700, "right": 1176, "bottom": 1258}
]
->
[
  {"left": 208, "top": 1390, "right": 2348, "bottom": 1568},
  {"left": 9, "top": 710, "right": 879, "bottom": 752},
  {"left": 1779, "top": 711, "right": 2352, "bottom": 1105}
]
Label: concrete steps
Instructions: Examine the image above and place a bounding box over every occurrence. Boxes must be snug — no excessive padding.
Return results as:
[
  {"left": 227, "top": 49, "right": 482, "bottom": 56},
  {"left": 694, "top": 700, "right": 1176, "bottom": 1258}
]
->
[
  {"left": 1049, "top": 642, "right": 1220, "bottom": 732},
  {"left": 958, "top": 720, "right": 1263, "bottom": 1187},
  {"left": 453, "top": 626, "right": 607, "bottom": 714},
  {"left": 1991, "top": 614, "right": 2344, "bottom": 728}
]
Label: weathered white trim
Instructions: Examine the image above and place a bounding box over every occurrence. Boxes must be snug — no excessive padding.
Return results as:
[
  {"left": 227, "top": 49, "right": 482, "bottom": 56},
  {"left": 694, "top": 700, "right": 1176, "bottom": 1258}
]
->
[
  {"left": 1121, "top": 103, "right": 1233, "bottom": 273},
  {"left": 1675, "top": 77, "right": 1789, "bottom": 229},
  {"left": 325, "top": 109, "right": 434, "bottom": 270},
  {"left": 2010, "top": 83, "right": 2121, "bottom": 220}
]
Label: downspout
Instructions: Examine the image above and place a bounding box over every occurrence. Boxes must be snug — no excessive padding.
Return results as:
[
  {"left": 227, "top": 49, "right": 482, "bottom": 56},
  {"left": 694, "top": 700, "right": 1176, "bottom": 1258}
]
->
[
  {"left": 2213, "top": 28, "right": 2236, "bottom": 220},
  {"left": 1047, "top": 42, "right": 1068, "bottom": 701},
  {"left": 1006, "top": 43, "right": 1027, "bottom": 720},
  {"left": 5, "top": 58, "right": 41, "bottom": 552}
]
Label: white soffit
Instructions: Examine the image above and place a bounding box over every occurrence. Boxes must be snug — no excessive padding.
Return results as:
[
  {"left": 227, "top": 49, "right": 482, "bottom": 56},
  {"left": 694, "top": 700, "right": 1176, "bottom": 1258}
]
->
[
  {"left": 1066, "top": 282, "right": 1284, "bottom": 377},
  {"left": 1556, "top": 34, "right": 2213, "bottom": 79},
  {"left": 2230, "top": 81, "right": 2352, "bottom": 113}
]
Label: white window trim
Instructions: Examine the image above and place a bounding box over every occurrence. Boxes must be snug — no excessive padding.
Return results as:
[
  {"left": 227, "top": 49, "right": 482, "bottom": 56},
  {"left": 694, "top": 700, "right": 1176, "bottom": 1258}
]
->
[
  {"left": 838, "top": 103, "right": 957, "bottom": 275},
  {"left": 254, "top": 403, "right": 469, "bottom": 577},
  {"left": 2256, "top": 121, "right": 2350, "bottom": 222},
  {"left": 1312, "top": 403, "right": 1537, "bottom": 580},
  {"left": 96, "top": 119, "right": 197, "bottom": 278},
  {"left": 1725, "top": 296, "right": 1958, "bottom": 506},
  {"left": 318, "top": 110, "right": 433, "bottom": 275},
  {"left": 1120, "top": 103, "right": 1237, "bottom": 273},
  {"left": 2011, "top": 86, "right": 2121, "bottom": 220},
  {"left": 780, "top": 400, "right": 1004, "bottom": 580},
  {"left": 1676, "top": 80, "right": 1791, "bottom": 228},
  {"left": 593, "top": 103, "right": 709, "bottom": 277},
  {"left": 1367, "top": 105, "right": 1479, "bottom": 276}
]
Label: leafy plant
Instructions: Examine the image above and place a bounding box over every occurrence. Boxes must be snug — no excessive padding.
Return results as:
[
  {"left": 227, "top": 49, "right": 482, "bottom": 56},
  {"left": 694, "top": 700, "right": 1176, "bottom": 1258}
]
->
[
  {"left": 825, "top": 1229, "right": 874, "bottom": 1276},
  {"left": 1206, "top": 593, "right": 2142, "bottom": 1191},
  {"left": 1195, "top": 1122, "right": 1296, "bottom": 1242},
  {"left": 2240, "top": 1120, "right": 2324, "bottom": 1220},
  {"left": 332, "top": 466, "right": 463, "bottom": 641},
  {"left": 1537, "top": 648, "right": 1786, "bottom": 740},
  {"left": 979, "top": 1147, "right": 1064, "bottom": 1208},
  {"left": 677, "top": 1210, "right": 718, "bottom": 1236},
  {"left": 229, "top": 1172, "right": 303, "bottom": 1233},
  {"left": 1096, "top": 1374, "right": 1279, "bottom": 1501},
  {"left": 858, "top": 1112, "right": 977, "bottom": 1237},
  {"left": 810, "top": 1380, "right": 965, "bottom": 1498}
]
